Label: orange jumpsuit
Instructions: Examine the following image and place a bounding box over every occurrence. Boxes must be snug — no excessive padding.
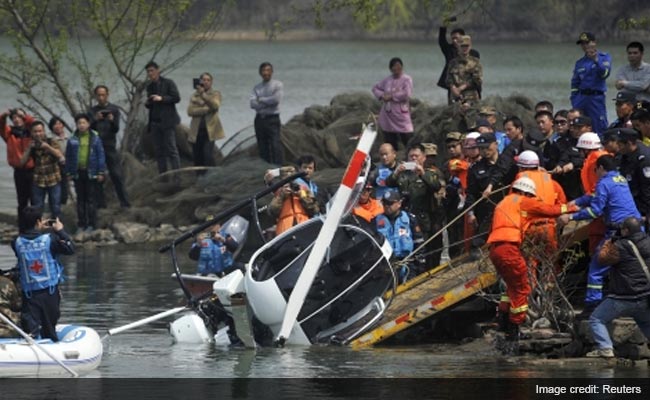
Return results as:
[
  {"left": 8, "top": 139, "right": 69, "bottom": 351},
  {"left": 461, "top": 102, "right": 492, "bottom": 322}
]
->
[
  {"left": 582, "top": 149, "right": 610, "bottom": 254},
  {"left": 487, "top": 194, "right": 574, "bottom": 325}
]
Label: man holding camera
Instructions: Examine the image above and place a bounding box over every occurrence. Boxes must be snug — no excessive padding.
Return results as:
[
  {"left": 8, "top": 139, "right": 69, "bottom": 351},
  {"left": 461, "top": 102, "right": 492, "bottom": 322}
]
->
[
  {"left": 11, "top": 206, "right": 74, "bottom": 341},
  {"left": 268, "top": 165, "right": 319, "bottom": 236},
  {"left": 187, "top": 72, "right": 224, "bottom": 167},
  {"left": 19, "top": 121, "right": 64, "bottom": 220},
  {"left": 145, "top": 61, "right": 181, "bottom": 174},
  {"left": 1, "top": 108, "right": 35, "bottom": 231},
  {"left": 90, "top": 85, "right": 130, "bottom": 208}
]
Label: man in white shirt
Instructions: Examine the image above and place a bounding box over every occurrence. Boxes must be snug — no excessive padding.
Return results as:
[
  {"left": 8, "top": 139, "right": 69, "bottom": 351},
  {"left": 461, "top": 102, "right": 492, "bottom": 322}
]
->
[{"left": 616, "top": 41, "right": 650, "bottom": 103}]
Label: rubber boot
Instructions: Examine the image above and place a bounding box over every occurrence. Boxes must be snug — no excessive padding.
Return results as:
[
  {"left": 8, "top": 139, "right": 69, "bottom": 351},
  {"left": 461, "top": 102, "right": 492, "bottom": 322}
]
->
[{"left": 502, "top": 321, "right": 520, "bottom": 356}]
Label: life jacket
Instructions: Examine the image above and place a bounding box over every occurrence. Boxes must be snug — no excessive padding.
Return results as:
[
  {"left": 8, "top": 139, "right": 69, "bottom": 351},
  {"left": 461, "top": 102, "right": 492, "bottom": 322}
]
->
[
  {"left": 375, "top": 164, "right": 398, "bottom": 199},
  {"left": 487, "top": 194, "right": 525, "bottom": 245},
  {"left": 447, "top": 158, "right": 469, "bottom": 189},
  {"left": 353, "top": 198, "right": 384, "bottom": 223},
  {"left": 376, "top": 211, "right": 413, "bottom": 258},
  {"left": 15, "top": 234, "right": 63, "bottom": 296},
  {"left": 276, "top": 194, "right": 311, "bottom": 235},
  {"left": 582, "top": 149, "right": 609, "bottom": 195},
  {"left": 197, "top": 238, "right": 225, "bottom": 275},
  {"left": 514, "top": 170, "right": 558, "bottom": 206}
]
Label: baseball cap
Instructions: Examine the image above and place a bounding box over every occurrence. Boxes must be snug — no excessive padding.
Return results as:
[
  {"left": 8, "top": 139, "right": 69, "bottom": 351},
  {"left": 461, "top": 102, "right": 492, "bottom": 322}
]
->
[
  {"left": 476, "top": 133, "right": 497, "bottom": 147},
  {"left": 382, "top": 191, "right": 401, "bottom": 204},
  {"left": 523, "top": 129, "right": 547, "bottom": 149},
  {"left": 614, "top": 92, "right": 636, "bottom": 104},
  {"left": 617, "top": 128, "right": 641, "bottom": 142},
  {"left": 459, "top": 35, "right": 472, "bottom": 46},
  {"left": 570, "top": 115, "right": 592, "bottom": 127},
  {"left": 422, "top": 143, "right": 438, "bottom": 156},
  {"left": 445, "top": 131, "right": 463, "bottom": 142}
]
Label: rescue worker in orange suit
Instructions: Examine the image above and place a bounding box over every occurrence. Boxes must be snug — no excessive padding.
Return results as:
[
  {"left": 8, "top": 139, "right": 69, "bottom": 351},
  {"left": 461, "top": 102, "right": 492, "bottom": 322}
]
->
[
  {"left": 268, "top": 165, "right": 319, "bottom": 236},
  {"left": 513, "top": 151, "right": 567, "bottom": 277},
  {"left": 353, "top": 182, "right": 384, "bottom": 224},
  {"left": 443, "top": 131, "right": 469, "bottom": 258},
  {"left": 487, "top": 177, "right": 576, "bottom": 353},
  {"left": 576, "top": 132, "right": 610, "bottom": 256}
]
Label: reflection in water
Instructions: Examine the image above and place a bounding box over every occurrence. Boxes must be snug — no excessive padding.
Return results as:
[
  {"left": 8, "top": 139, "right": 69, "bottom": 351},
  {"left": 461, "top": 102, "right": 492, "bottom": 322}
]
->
[{"left": 1, "top": 243, "right": 647, "bottom": 378}]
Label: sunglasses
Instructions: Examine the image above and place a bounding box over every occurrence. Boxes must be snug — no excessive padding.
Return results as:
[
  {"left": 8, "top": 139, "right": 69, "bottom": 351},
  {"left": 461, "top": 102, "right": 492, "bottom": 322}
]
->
[{"left": 554, "top": 120, "right": 568, "bottom": 125}]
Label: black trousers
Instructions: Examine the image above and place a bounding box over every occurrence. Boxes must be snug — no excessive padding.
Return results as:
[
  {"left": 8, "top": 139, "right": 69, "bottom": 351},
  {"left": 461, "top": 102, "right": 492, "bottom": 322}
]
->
[
  {"left": 382, "top": 131, "right": 410, "bottom": 152},
  {"left": 74, "top": 170, "right": 100, "bottom": 229},
  {"left": 21, "top": 287, "right": 61, "bottom": 342},
  {"left": 98, "top": 144, "right": 130, "bottom": 207},
  {"left": 14, "top": 168, "right": 33, "bottom": 231},
  {"left": 150, "top": 122, "right": 180, "bottom": 174},
  {"left": 254, "top": 114, "right": 283, "bottom": 165},
  {"left": 192, "top": 127, "right": 216, "bottom": 167}
]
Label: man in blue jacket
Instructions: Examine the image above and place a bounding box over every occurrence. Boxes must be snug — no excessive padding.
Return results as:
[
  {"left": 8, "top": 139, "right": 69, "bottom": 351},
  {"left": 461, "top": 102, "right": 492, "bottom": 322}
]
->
[
  {"left": 65, "top": 114, "right": 106, "bottom": 233},
  {"left": 11, "top": 206, "right": 74, "bottom": 341},
  {"left": 571, "top": 32, "right": 612, "bottom": 135},
  {"left": 560, "top": 155, "right": 641, "bottom": 318}
]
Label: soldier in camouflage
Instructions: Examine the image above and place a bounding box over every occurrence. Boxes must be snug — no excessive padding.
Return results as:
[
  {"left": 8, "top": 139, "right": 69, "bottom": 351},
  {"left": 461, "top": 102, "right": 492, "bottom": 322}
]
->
[
  {"left": 446, "top": 35, "right": 483, "bottom": 105},
  {"left": 0, "top": 273, "right": 21, "bottom": 338}
]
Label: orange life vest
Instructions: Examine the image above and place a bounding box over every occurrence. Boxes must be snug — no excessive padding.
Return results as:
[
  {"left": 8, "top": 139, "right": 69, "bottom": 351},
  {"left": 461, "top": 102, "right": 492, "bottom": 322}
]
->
[
  {"left": 581, "top": 149, "right": 609, "bottom": 195},
  {"left": 275, "top": 194, "right": 311, "bottom": 235},
  {"left": 353, "top": 198, "right": 384, "bottom": 223}
]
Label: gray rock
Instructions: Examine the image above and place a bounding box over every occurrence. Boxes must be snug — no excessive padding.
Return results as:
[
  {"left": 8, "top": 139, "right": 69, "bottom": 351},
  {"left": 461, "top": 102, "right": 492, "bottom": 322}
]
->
[{"left": 111, "top": 222, "right": 151, "bottom": 244}]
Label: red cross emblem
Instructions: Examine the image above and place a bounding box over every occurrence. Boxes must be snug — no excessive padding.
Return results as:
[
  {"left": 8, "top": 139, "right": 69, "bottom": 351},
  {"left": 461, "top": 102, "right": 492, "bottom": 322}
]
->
[{"left": 30, "top": 260, "right": 44, "bottom": 274}]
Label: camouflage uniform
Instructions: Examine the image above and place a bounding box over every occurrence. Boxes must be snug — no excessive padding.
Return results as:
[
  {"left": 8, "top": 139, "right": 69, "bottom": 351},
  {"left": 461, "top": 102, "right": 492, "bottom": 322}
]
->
[
  {"left": 386, "top": 168, "right": 443, "bottom": 268},
  {"left": 0, "top": 275, "right": 21, "bottom": 338},
  {"left": 446, "top": 55, "right": 483, "bottom": 104}
]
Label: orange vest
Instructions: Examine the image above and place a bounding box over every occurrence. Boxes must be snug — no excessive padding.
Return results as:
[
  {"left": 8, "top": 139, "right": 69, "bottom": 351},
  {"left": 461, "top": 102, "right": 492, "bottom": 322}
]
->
[
  {"left": 514, "top": 169, "right": 566, "bottom": 206},
  {"left": 447, "top": 158, "right": 469, "bottom": 189},
  {"left": 353, "top": 198, "right": 384, "bottom": 223},
  {"left": 488, "top": 194, "right": 571, "bottom": 245},
  {"left": 275, "top": 195, "right": 311, "bottom": 235},
  {"left": 581, "top": 149, "right": 609, "bottom": 195}
]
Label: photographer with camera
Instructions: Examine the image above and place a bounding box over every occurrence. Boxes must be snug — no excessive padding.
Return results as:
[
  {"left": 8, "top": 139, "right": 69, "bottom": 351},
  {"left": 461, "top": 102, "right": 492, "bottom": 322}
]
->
[
  {"left": 1, "top": 108, "right": 36, "bottom": 231},
  {"left": 187, "top": 72, "right": 224, "bottom": 168},
  {"left": 267, "top": 165, "right": 319, "bottom": 236},
  {"left": 188, "top": 222, "right": 239, "bottom": 277},
  {"left": 90, "top": 85, "right": 131, "bottom": 209},
  {"left": 11, "top": 206, "right": 74, "bottom": 341},
  {"left": 19, "top": 121, "right": 64, "bottom": 220}
]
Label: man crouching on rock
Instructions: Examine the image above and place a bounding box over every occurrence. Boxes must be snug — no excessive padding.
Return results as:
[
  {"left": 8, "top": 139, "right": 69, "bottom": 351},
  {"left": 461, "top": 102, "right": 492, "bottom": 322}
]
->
[
  {"left": 11, "top": 206, "right": 74, "bottom": 341},
  {"left": 585, "top": 217, "right": 650, "bottom": 358}
]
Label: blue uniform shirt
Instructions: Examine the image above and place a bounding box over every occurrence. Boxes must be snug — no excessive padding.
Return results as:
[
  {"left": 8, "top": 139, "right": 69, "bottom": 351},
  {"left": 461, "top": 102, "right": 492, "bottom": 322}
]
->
[
  {"left": 571, "top": 51, "right": 612, "bottom": 95},
  {"left": 573, "top": 170, "right": 640, "bottom": 226}
]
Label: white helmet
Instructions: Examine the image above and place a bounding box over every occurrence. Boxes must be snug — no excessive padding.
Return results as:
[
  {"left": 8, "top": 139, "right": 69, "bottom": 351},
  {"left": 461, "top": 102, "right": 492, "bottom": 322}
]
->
[
  {"left": 465, "top": 131, "right": 481, "bottom": 140},
  {"left": 576, "top": 132, "right": 601, "bottom": 150},
  {"left": 512, "top": 177, "right": 537, "bottom": 196},
  {"left": 516, "top": 150, "right": 539, "bottom": 168}
]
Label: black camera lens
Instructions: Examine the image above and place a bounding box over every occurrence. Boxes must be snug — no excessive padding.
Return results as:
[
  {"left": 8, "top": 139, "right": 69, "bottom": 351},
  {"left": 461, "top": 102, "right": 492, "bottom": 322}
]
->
[{"left": 290, "top": 182, "right": 300, "bottom": 192}]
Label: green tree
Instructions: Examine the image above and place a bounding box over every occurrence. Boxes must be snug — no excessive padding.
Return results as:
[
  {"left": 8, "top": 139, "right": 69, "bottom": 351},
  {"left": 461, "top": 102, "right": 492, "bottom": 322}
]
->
[{"left": 0, "top": 0, "right": 228, "bottom": 157}]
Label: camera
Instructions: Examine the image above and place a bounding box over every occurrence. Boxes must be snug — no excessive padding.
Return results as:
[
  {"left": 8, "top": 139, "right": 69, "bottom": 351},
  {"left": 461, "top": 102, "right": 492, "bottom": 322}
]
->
[
  {"left": 193, "top": 78, "right": 202, "bottom": 89},
  {"left": 100, "top": 110, "right": 111, "bottom": 117},
  {"left": 45, "top": 219, "right": 56, "bottom": 227},
  {"left": 290, "top": 182, "right": 301, "bottom": 192},
  {"left": 33, "top": 139, "right": 42, "bottom": 148}
]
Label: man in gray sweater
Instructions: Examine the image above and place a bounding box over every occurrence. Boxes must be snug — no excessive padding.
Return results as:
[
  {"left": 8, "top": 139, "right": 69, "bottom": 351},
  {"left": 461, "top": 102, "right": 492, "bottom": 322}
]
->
[{"left": 250, "top": 62, "right": 284, "bottom": 165}]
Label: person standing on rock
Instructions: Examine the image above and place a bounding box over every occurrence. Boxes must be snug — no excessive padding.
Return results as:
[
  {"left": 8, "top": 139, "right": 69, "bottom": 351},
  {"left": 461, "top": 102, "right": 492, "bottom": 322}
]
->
[
  {"left": 187, "top": 72, "right": 224, "bottom": 168},
  {"left": 250, "top": 62, "right": 283, "bottom": 165},
  {"left": 90, "top": 85, "right": 131, "bottom": 208},
  {"left": 586, "top": 216, "right": 650, "bottom": 358},
  {"left": 437, "top": 21, "right": 480, "bottom": 105},
  {"left": 65, "top": 114, "right": 106, "bottom": 233},
  {"left": 446, "top": 35, "right": 482, "bottom": 106},
  {"left": 145, "top": 61, "right": 181, "bottom": 174},
  {"left": 1, "top": 108, "right": 35, "bottom": 231},
  {"left": 48, "top": 116, "right": 71, "bottom": 205},
  {"left": 372, "top": 57, "right": 414, "bottom": 152}
]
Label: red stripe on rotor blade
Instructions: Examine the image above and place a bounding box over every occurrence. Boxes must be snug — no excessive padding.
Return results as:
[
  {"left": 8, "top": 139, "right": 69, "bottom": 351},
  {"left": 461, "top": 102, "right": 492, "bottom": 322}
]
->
[{"left": 342, "top": 150, "right": 367, "bottom": 188}]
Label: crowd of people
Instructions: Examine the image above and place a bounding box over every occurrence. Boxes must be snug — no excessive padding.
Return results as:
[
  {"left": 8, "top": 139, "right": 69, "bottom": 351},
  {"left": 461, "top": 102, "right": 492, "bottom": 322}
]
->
[
  {"left": 257, "top": 29, "right": 650, "bottom": 357},
  {"left": 1, "top": 26, "right": 649, "bottom": 357}
]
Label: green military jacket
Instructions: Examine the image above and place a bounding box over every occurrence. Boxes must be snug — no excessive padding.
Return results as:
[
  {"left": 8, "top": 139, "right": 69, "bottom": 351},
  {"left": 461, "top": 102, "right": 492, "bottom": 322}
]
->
[
  {"left": 386, "top": 169, "right": 441, "bottom": 232},
  {"left": 446, "top": 55, "right": 483, "bottom": 102},
  {"left": 0, "top": 276, "right": 21, "bottom": 338}
]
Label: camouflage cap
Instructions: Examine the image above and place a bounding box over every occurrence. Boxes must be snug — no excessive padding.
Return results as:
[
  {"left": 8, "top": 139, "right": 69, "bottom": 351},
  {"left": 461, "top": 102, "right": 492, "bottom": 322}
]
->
[
  {"left": 479, "top": 106, "right": 497, "bottom": 116},
  {"left": 445, "top": 131, "right": 463, "bottom": 142},
  {"left": 459, "top": 35, "right": 472, "bottom": 46},
  {"left": 422, "top": 143, "right": 438, "bottom": 156},
  {"left": 576, "top": 31, "right": 596, "bottom": 44}
]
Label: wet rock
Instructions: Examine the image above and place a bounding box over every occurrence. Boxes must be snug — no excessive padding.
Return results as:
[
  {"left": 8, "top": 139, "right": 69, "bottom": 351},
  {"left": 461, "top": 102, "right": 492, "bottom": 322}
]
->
[
  {"left": 89, "top": 228, "right": 114, "bottom": 242},
  {"left": 529, "top": 329, "right": 555, "bottom": 340},
  {"left": 614, "top": 343, "right": 650, "bottom": 360},
  {"left": 111, "top": 222, "right": 151, "bottom": 244},
  {"left": 532, "top": 317, "right": 551, "bottom": 330},
  {"left": 578, "top": 318, "right": 647, "bottom": 345}
]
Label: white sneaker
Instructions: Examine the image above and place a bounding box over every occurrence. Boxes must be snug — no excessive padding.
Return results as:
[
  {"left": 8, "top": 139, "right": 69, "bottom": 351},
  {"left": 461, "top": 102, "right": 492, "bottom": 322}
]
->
[{"left": 585, "top": 348, "right": 614, "bottom": 358}]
